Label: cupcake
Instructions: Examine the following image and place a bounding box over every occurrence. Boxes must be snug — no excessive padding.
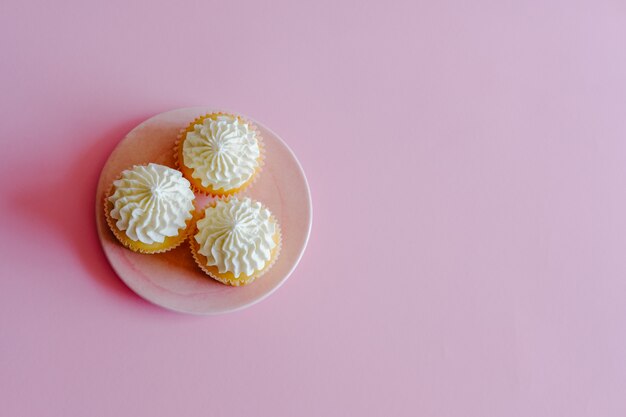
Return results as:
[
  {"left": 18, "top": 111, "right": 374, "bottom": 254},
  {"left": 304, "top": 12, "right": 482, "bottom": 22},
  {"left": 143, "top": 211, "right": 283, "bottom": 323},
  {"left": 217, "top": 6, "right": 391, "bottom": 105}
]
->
[
  {"left": 105, "top": 163, "right": 196, "bottom": 253},
  {"left": 190, "top": 197, "right": 281, "bottom": 286},
  {"left": 176, "top": 113, "right": 263, "bottom": 196}
]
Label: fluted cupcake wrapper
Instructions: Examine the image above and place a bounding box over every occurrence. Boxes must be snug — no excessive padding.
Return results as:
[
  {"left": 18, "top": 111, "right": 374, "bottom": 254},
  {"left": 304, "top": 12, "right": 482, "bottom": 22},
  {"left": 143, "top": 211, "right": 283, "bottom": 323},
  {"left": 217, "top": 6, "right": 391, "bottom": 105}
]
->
[
  {"left": 188, "top": 197, "right": 282, "bottom": 286},
  {"left": 103, "top": 178, "right": 195, "bottom": 254},
  {"left": 174, "top": 112, "right": 265, "bottom": 197}
]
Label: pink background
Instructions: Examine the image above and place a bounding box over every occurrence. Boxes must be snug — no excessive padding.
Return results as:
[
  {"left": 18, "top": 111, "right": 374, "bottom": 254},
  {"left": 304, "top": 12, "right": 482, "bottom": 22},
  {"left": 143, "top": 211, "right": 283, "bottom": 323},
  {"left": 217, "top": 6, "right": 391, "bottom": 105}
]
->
[{"left": 2, "top": 1, "right": 626, "bottom": 416}]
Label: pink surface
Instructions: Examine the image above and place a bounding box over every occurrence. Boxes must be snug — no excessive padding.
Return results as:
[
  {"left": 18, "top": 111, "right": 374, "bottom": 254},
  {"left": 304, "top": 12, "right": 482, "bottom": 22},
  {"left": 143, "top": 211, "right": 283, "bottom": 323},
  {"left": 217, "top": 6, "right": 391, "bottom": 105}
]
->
[
  {"left": 2, "top": 1, "right": 626, "bottom": 416},
  {"left": 97, "top": 108, "right": 311, "bottom": 314}
]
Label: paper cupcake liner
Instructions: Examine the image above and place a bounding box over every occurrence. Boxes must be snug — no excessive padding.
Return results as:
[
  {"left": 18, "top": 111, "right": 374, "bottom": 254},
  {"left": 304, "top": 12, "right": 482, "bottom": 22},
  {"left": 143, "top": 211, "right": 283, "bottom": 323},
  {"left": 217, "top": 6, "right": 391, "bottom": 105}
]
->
[
  {"left": 174, "top": 112, "right": 265, "bottom": 197},
  {"left": 189, "top": 197, "right": 282, "bottom": 286},
  {"left": 103, "top": 175, "right": 195, "bottom": 255}
]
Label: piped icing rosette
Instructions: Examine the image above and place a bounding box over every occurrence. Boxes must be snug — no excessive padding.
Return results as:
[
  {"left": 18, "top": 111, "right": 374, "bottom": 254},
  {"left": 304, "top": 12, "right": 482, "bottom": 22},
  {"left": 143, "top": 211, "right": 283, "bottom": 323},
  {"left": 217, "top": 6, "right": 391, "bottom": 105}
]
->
[
  {"left": 177, "top": 113, "right": 262, "bottom": 195},
  {"left": 105, "top": 163, "right": 195, "bottom": 253},
  {"left": 191, "top": 197, "right": 281, "bottom": 286}
]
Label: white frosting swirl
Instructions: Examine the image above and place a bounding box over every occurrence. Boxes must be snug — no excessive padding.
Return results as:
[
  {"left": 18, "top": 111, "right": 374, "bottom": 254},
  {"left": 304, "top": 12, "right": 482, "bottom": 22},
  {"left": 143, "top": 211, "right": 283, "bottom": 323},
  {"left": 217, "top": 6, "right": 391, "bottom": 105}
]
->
[
  {"left": 108, "top": 163, "right": 195, "bottom": 244},
  {"left": 195, "top": 197, "right": 277, "bottom": 278},
  {"left": 182, "top": 114, "right": 260, "bottom": 191}
]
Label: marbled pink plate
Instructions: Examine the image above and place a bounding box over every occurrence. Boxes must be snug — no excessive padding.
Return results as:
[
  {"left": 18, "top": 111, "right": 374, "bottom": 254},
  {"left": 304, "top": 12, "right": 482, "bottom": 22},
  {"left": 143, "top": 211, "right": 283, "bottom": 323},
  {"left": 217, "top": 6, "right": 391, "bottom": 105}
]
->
[{"left": 95, "top": 107, "right": 312, "bottom": 314}]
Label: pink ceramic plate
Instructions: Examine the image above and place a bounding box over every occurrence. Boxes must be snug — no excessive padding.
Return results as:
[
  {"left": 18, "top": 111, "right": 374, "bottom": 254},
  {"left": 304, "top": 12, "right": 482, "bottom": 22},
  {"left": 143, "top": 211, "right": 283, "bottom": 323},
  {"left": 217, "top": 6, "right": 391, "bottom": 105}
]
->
[{"left": 95, "top": 107, "right": 312, "bottom": 315}]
